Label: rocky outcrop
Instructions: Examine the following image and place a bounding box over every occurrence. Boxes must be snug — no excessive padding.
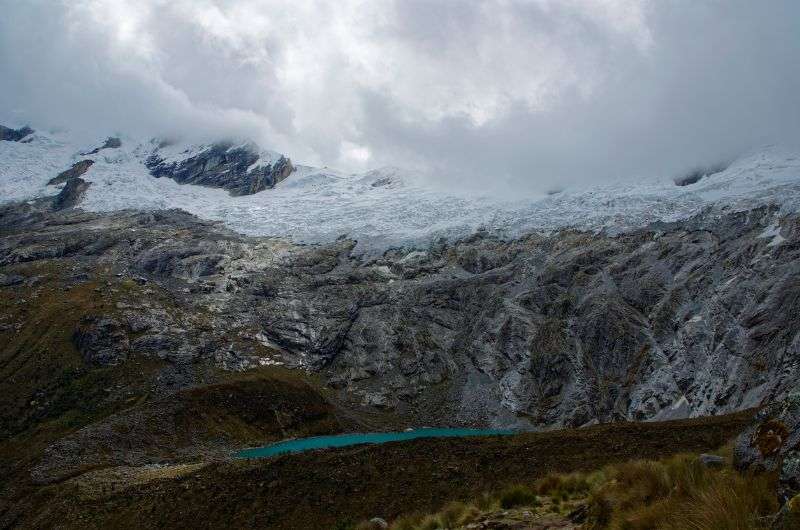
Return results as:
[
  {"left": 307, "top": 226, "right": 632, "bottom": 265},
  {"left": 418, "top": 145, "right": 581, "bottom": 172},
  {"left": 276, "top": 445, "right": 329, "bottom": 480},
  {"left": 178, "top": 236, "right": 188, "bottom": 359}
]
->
[
  {"left": 82, "top": 137, "right": 121, "bottom": 155},
  {"left": 146, "top": 141, "right": 295, "bottom": 196},
  {"left": 2, "top": 200, "right": 799, "bottom": 429},
  {"left": 51, "top": 177, "right": 91, "bottom": 210},
  {"left": 47, "top": 159, "right": 94, "bottom": 185},
  {"left": 673, "top": 162, "right": 728, "bottom": 186},
  {"left": 734, "top": 392, "right": 800, "bottom": 504},
  {"left": 0, "top": 124, "right": 34, "bottom": 142}
]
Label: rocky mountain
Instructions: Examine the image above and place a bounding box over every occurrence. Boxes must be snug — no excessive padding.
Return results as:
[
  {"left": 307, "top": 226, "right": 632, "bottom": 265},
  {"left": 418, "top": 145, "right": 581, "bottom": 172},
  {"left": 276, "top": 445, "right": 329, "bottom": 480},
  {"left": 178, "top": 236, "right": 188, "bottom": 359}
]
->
[
  {"left": 2, "top": 191, "right": 798, "bottom": 431},
  {"left": 145, "top": 140, "right": 295, "bottom": 196},
  {"left": 2, "top": 125, "right": 800, "bottom": 527}
]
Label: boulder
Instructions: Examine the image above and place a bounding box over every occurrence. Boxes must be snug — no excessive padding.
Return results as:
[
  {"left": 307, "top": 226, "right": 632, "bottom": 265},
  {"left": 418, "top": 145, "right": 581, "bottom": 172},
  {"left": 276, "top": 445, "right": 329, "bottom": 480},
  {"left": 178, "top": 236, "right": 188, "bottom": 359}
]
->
[
  {"left": 698, "top": 454, "right": 725, "bottom": 468},
  {"left": 367, "top": 518, "right": 388, "bottom": 530},
  {"left": 734, "top": 392, "right": 800, "bottom": 503}
]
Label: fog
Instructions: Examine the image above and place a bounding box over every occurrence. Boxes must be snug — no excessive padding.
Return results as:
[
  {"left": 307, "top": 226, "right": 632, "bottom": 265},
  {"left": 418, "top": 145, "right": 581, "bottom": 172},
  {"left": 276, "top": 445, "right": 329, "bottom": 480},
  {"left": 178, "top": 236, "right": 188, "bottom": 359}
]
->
[{"left": 2, "top": 0, "right": 799, "bottom": 194}]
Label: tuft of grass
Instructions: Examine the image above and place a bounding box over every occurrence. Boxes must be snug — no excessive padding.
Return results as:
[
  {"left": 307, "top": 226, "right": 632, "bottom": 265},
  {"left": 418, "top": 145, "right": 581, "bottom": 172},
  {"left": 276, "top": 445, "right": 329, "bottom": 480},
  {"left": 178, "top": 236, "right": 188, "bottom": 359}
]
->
[
  {"left": 583, "top": 453, "right": 778, "bottom": 529},
  {"left": 498, "top": 484, "right": 539, "bottom": 509},
  {"left": 587, "top": 489, "right": 614, "bottom": 528},
  {"left": 438, "top": 501, "right": 467, "bottom": 528},
  {"left": 389, "top": 513, "right": 424, "bottom": 530},
  {"left": 475, "top": 491, "right": 497, "bottom": 511}
]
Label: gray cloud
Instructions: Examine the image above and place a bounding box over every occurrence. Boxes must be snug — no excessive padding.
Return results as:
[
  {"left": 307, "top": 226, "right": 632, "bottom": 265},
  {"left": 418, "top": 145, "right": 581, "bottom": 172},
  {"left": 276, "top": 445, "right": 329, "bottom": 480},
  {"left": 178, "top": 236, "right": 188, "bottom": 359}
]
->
[{"left": 1, "top": 0, "right": 798, "bottom": 193}]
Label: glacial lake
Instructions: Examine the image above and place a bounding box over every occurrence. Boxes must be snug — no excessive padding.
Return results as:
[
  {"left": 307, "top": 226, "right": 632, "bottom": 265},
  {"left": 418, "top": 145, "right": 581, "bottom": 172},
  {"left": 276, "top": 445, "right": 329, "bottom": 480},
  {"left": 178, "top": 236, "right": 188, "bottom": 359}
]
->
[{"left": 235, "top": 428, "right": 514, "bottom": 459}]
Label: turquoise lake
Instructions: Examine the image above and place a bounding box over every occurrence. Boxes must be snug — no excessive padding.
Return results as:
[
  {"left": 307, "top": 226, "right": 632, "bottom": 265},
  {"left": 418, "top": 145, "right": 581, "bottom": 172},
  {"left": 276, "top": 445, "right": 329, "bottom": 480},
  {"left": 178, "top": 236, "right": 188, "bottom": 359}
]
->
[{"left": 235, "top": 428, "right": 514, "bottom": 459}]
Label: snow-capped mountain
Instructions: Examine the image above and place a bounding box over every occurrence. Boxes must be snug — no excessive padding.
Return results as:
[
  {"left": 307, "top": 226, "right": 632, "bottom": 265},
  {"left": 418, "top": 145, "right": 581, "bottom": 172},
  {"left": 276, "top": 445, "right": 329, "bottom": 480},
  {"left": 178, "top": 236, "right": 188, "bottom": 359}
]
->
[{"left": 2, "top": 125, "right": 800, "bottom": 254}]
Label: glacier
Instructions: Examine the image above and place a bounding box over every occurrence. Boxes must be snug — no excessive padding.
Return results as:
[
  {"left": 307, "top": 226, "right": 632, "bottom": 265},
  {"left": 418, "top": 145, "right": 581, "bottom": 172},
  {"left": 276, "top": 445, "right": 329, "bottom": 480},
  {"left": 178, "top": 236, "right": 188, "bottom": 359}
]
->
[{"left": 2, "top": 128, "right": 800, "bottom": 254}]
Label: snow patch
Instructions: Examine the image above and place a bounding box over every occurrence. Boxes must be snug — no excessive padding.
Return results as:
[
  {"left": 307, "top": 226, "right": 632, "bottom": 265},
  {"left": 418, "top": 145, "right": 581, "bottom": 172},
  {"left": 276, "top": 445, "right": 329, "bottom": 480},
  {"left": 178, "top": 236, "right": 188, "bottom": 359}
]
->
[{"left": 758, "top": 222, "right": 786, "bottom": 247}]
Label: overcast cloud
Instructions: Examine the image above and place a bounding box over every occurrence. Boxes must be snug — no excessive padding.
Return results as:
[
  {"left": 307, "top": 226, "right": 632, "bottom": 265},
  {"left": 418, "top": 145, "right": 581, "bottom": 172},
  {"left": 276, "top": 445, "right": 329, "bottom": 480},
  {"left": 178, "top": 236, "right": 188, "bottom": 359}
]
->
[{"left": 1, "top": 0, "right": 799, "bottom": 193}]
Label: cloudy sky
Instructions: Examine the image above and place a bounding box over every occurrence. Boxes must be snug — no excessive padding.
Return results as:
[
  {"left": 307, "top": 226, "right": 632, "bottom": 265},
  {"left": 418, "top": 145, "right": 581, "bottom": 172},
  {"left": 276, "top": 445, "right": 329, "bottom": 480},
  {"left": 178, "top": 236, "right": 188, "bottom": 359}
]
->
[{"left": 2, "top": 0, "right": 799, "bottom": 193}]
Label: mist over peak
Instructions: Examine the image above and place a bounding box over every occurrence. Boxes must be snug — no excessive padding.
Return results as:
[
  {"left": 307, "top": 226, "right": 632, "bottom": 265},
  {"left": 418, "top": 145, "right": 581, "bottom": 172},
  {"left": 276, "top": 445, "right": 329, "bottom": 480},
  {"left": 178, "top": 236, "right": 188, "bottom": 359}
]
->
[{"left": 2, "top": 1, "right": 799, "bottom": 195}]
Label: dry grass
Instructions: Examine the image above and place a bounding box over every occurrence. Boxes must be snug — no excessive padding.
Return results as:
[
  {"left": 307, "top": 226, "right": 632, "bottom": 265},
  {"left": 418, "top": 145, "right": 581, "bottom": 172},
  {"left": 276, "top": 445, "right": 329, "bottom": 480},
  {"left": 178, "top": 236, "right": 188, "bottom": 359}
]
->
[
  {"left": 498, "top": 484, "right": 540, "bottom": 509},
  {"left": 370, "top": 446, "right": 779, "bottom": 530},
  {"left": 584, "top": 450, "right": 778, "bottom": 529}
]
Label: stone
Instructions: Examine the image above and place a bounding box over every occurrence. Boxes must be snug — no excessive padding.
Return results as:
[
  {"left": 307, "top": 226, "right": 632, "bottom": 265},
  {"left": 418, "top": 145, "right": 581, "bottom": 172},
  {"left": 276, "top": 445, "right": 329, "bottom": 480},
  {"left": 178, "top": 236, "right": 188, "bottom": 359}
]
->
[
  {"left": 567, "top": 504, "right": 588, "bottom": 524},
  {"left": 0, "top": 124, "right": 34, "bottom": 142},
  {"left": 368, "top": 517, "right": 388, "bottom": 529},
  {"left": 52, "top": 177, "right": 91, "bottom": 210},
  {"left": 698, "top": 454, "right": 725, "bottom": 467},
  {"left": 0, "top": 273, "right": 24, "bottom": 287},
  {"left": 73, "top": 316, "right": 131, "bottom": 366},
  {"left": 83, "top": 137, "right": 122, "bottom": 155},
  {"left": 48, "top": 160, "right": 95, "bottom": 186},
  {"left": 735, "top": 392, "right": 800, "bottom": 505}
]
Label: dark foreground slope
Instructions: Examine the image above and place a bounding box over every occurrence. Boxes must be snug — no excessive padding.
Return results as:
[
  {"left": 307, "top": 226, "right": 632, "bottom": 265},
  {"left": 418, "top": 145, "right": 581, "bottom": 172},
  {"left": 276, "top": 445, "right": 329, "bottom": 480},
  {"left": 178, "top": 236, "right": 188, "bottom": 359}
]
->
[{"left": 9, "top": 412, "right": 752, "bottom": 530}]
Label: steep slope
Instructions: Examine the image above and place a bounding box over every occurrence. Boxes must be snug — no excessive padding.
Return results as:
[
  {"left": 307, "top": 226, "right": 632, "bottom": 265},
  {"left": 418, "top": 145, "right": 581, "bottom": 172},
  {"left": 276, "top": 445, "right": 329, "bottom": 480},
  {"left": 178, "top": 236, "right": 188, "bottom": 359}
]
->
[
  {"left": 145, "top": 140, "right": 294, "bottom": 196},
  {"left": 1, "top": 199, "right": 798, "bottom": 429}
]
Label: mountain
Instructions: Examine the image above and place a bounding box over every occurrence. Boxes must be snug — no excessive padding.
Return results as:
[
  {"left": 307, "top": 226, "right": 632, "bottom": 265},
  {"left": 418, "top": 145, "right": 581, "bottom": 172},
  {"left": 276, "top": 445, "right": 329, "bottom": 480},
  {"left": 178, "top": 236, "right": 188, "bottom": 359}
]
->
[
  {"left": 2, "top": 125, "right": 800, "bottom": 527},
  {"left": 4, "top": 126, "right": 800, "bottom": 254},
  {"left": 145, "top": 140, "right": 294, "bottom": 196}
]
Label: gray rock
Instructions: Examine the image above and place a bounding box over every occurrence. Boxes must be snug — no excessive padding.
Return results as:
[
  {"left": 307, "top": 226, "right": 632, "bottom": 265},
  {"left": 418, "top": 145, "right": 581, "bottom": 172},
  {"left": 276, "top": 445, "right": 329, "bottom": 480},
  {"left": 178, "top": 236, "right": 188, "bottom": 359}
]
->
[
  {"left": 0, "top": 273, "right": 24, "bottom": 287},
  {"left": 146, "top": 141, "right": 294, "bottom": 196},
  {"left": 82, "top": 137, "right": 121, "bottom": 155},
  {"left": 73, "top": 316, "right": 131, "bottom": 365},
  {"left": 698, "top": 454, "right": 724, "bottom": 467},
  {"left": 52, "top": 177, "right": 91, "bottom": 210},
  {"left": 48, "top": 159, "right": 94, "bottom": 186},
  {"left": 368, "top": 518, "right": 388, "bottom": 530},
  {"left": 734, "top": 392, "right": 800, "bottom": 503},
  {"left": 0, "top": 124, "right": 34, "bottom": 142},
  {"left": 673, "top": 162, "right": 728, "bottom": 186},
  {"left": 3, "top": 199, "right": 800, "bottom": 430}
]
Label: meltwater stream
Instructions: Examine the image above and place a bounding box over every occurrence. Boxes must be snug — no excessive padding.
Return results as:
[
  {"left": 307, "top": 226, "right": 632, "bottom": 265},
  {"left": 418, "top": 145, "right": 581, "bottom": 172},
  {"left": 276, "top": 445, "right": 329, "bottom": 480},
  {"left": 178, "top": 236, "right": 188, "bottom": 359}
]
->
[{"left": 235, "top": 428, "right": 514, "bottom": 459}]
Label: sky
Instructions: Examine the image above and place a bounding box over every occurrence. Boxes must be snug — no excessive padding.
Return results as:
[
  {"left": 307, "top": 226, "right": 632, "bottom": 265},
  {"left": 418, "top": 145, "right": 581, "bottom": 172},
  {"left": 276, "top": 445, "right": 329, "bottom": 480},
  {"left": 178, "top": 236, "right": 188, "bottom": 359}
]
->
[{"left": 1, "top": 0, "right": 799, "bottom": 194}]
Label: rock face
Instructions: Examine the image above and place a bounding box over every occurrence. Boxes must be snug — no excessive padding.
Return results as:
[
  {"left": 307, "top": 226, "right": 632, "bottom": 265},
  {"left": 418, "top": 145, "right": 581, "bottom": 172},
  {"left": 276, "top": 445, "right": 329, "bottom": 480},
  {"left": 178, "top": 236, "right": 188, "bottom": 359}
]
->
[
  {"left": 146, "top": 141, "right": 295, "bottom": 196},
  {"left": 51, "top": 177, "right": 91, "bottom": 210},
  {"left": 1, "top": 200, "right": 800, "bottom": 429},
  {"left": 673, "top": 162, "right": 728, "bottom": 186},
  {"left": 734, "top": 392, "right": 800, "bottom": 504},
  {"left": 82, "top": 136, "right": 121, "bottom": 155},
  {"left": 0, "top": 124, "right": 34, "bottom": 142},
  {"left": 47, "top": 159, "right": 94, "bottom": 186}
]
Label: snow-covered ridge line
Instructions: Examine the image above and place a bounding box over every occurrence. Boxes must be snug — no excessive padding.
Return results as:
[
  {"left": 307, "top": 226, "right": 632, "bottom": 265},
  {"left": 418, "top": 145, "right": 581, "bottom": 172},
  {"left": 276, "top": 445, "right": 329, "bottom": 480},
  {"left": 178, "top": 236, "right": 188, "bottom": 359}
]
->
[{"left": 1, "top": 127, "right": 799, "bottom": 254}]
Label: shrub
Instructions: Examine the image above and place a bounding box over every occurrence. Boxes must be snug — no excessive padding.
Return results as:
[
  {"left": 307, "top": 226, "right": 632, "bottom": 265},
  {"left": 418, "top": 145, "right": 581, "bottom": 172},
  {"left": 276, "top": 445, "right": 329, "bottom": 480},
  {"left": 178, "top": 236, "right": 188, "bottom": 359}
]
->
[{"left": 498, "top": 484, "right": 539, "bottom": 509}]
